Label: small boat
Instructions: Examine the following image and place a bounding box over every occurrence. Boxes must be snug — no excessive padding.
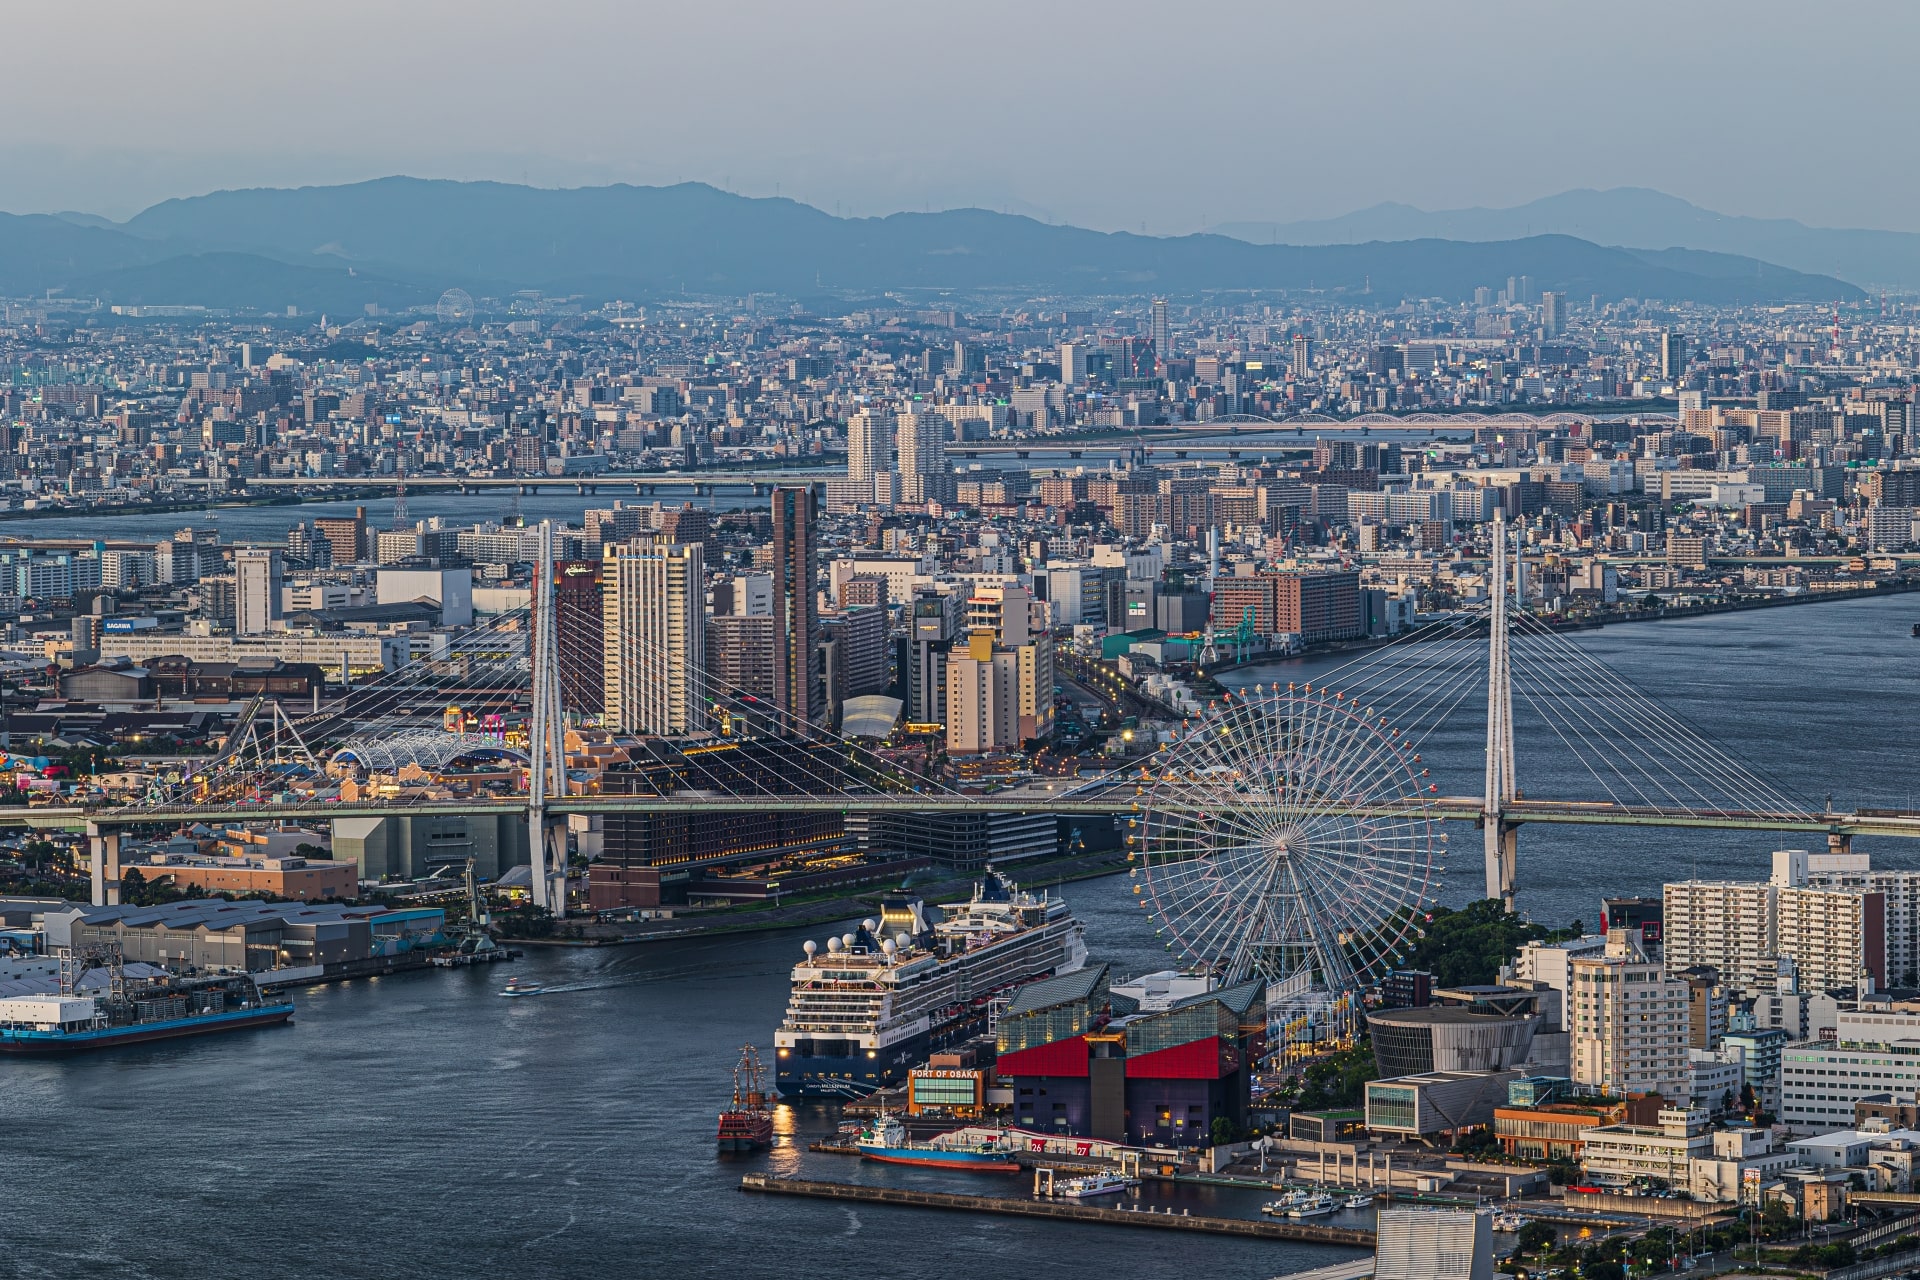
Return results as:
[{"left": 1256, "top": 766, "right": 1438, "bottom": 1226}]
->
[
  {"left": 855, "top": 1113, "right": 1020, "bottom": 1173},
  {"left": 500, "top": 976, "right": 544, "bottom": 997},
  {"left": 716, "top": 1045, "right": 775, "bottom": 1152},
  {"left": 1287, "top": 1192, "right": 1339, "bottom": 1219},
  {"left": 1052, "top": 1172, "right": 1137, "bottom": 1198},
  {"left": 1912, "top": 623, "right": 1920, "bottom": 638},
  {"left": 1492, "top": 1211, "right": 1529, "bottom": 1232},
  {"left": 1262, "top": 1190, "right": 1311, "bottom": 1217},
  {"left": 1342, "top": 1193, "right": 1375, "bottom": 1210}
]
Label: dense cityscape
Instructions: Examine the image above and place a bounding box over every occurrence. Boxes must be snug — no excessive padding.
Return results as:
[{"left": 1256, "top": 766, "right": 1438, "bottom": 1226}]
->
[{"left": 9, "top": 6, "right": 1920, "bottom": 1280}]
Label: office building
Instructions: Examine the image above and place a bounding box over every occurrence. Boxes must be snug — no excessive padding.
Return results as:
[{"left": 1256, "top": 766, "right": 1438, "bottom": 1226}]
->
[
  {"left": 1660, "top": 332, "right": 1688, "bottom": 383},
  {"left": 1292, "top": 333, "right": 1311, "bottom": 379},
  {"left": 553, "top": 559, "right": 606, "bottom": 713},
  {"left": 602, "top": 540, "right": 706, "bottom": 736},
  {"left": 771, "top": 486, "right": 817, "bottom": 735},
  {"left": 1569, "top": 929, "right": 1690, "bottom": 1102},
  {"left": 1059, "top": 341, "right": 1087, "bottom": 385},
  {"left": 1540, "top": 291, "right": 1564, "bottom": 337},
  {"left": 895, "top": 411, "right": 949, "bottom": 505},
  {"left": 233, "top": 547, "right": 282, "bottom": 636}
]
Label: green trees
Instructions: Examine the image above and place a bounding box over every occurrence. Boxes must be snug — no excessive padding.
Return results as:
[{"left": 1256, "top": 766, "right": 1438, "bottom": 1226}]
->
[
  {"left": 1393, "top": 899, "right": 1584, "bottom": 987},
  {"left": 1291, "top": 1043, "right": 1378, "bottom": 1111}
]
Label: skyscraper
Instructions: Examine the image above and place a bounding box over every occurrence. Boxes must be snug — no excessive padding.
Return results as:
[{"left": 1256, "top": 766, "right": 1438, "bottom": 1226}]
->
[
  {"left": 895, "top": 411, "right": 949, "bottom": 505},
  {"left": 553, "top": 559, "right": 605, "bottom": 714},
  {"left": 1540, "top": 291, "right": 1564, "bottom": 338},
  {"left": 233, "top": 546, "right": 282, "bottom": 636},
  {"left": 1661, "top": 331, "right": 1688, "bottom": 383},
  {"left": 1059, "top": 341, "right": 1088, "bottom": 385},
  {"left": 1292, "top": 333, "right": 1312, "bottom": 379},
  {"left": 846, "top": 407, "right": 889, "bottom": 483},
  {"left": 1150, "top": 298, "right": 1170, "bottom": 368},
  {"left": 771, "top": 485, "right": 817, "bottom": 733},
  {"left": 602, "top": 539, "right": 706, "bottom": 736}
]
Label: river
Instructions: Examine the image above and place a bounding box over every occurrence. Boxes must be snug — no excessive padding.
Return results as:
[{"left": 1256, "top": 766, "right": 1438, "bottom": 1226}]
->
[{"left": 3, "top": 594, "right": 1913, "bottom": 1279}]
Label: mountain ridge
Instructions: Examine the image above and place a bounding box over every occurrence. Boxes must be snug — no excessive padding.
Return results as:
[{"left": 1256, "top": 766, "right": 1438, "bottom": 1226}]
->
[
  {"left": 0, "top": 178, "right": 1865, "bottom": 311},
  {"left": 1213, "top": 187, "right": 1920, "bottom": 290}
]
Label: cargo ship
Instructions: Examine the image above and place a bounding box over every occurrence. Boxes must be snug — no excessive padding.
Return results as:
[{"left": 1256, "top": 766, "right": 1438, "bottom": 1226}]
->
[
  {"left": 716, "top": 1045, "right": 776, "bottom": 1152},
  {"left": 0, "top": 946, "right": 293, "bottom": 1055},
  {"left": 773, "top": 869, "right": 1086, "bottom": 1098},
  {"left": 855, "top": 1113, "right": 1020, "bottom": 1172}
]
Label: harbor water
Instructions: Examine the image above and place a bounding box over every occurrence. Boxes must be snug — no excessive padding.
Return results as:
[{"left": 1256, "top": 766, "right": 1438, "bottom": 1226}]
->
[{"left": 3, "top": 596, "right": 1915, "bottom": 1278}]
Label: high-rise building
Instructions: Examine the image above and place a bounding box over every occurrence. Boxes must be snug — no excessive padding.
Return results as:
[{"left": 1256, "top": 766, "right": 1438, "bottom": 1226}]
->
[
  {"left": 1569, "top": 929, "right": 1690, "bottom": 1102},
  {"left": 553, "top": 559, "right": 605, "bottom": 714},
  {"left": 1662, "top": 880, "right": 1778, "bottom": 992},
  {"left": 771, "top": 486, "right": 817, "bottom": 734},
  {"left": 1777, "top": 886, "right": 1885, "bottom": 994},
  {"left": 846, "top": 408, "right": 890, "bottom": 483},
  {"left": 1059, "top": 341, "right": 1088, "bottom": 385},
  {"left": 602, "top": 540, "right": 706, "bottom": 736},
  {"left": 1660, "top": 332, "right": 1688, "bottom": 383},
  {"left": 1150, "top": 299, "right": 1170, "bottom": 368},
  {"left": 706, "top": 613, "right": 777, "bottom": 704},
  {"left": 820, "top": 604, "right": 890, "bottom": 700},
  {"left": 894, "top": 412, "right": 949, "bottom": 505},
  {"left": 1540, "top": 291, "right": 1564, "bottom": 337},
  {"left": 233, "top": 547, "right": 282, "bottom": 636},
  {"left": 313, "top": 509, "right": 368, "bottom": 566},
  {"left": 1292, "top": 333, "right": 1312, "bottom": 379}
]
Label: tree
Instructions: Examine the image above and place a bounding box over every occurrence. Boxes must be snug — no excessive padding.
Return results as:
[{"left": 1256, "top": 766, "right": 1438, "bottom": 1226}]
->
[
  {"left": 1395, "top": 900, "right": 1584, "bottom": 987},
  {"left": 1515, "top": 1220, "right": 1556, "bottom": 1256},
  {"left": 1209, "top": 1116, "right": 1237, "bottom": 1147}
]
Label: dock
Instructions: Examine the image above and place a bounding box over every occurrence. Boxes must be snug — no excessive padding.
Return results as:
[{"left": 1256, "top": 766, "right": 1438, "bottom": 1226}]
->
[{"left": 738, "top": 1174, "right": 1376, "bottom": 1245}]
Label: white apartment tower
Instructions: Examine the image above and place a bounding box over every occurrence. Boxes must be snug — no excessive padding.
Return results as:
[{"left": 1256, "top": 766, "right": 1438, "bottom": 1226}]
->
[
  {"left": 602, "top": 540, "right": 707, "bottom": 736},
  {"left": 895, "top": 410, "right": 949, "bottom": 505},
  {"left": 233, "top": 546, "right": 283, "bottom": 636},
  {"left": 1662, "top": 879, "right": 1778, "bottom": 992}
]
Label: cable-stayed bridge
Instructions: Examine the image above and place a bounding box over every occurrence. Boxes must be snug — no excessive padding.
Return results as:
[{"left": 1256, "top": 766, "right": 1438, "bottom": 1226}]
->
[{"left": 15, "top": 514, "right": 1916, "bottom": 994}]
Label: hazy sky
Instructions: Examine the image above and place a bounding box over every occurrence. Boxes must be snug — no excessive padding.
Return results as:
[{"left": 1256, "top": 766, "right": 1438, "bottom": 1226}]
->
[{"left": 4, "top": 0, "right": 1914, "bottom": 231}]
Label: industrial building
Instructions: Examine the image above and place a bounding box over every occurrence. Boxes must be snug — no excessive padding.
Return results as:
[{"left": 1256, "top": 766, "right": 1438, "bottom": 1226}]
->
[{"left": 39, "top": 899, "right": 445, "bottom": 975}]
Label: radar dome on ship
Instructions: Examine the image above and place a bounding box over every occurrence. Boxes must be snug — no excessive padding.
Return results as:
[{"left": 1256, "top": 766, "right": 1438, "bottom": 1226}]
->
[
  {"left": 841, "top": 933, "right": 856, "bottom": 949},
  {"left": 862, "top": 919, "right": 877, "bottom": 932},
  {"left": 802, "top": 940, "right": 817, "bottom": 957},
  {"left": 895, "top": 933, "right": 911, "bottom": 950},
  {"left": 826, "top": 937, "right": 842, "bottom": 953},
  {"left": 881, "top": 939, "right": 896, "bottom": 955}
]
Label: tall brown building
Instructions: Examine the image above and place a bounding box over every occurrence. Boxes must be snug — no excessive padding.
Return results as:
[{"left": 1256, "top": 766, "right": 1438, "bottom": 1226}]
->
[
  {"left": 553, "top": 559, "right": 606, "bottom": 713},
  {"left": 771, "top": 486, "right": 817, "bottom": 734},
  {"left": 313, "top": 508, "right": 369, "bottom": 566}
]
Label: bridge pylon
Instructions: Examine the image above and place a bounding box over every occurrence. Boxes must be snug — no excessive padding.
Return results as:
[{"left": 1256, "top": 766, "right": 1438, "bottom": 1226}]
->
[
  {"left": 1484, "top": 510, "right": 1519, "bottom": 909},
  {"left": 527, "top": 520, "right": 569, "bottom": 918}
]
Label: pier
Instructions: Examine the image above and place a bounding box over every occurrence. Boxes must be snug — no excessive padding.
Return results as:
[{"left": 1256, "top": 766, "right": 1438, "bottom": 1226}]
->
[{"left": 737, "top": 1174, "right": 1376, "bottom": 1245}]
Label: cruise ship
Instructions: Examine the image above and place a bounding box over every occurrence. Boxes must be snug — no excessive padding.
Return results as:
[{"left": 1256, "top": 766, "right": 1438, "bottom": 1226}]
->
[{"left": 773, "top": 870, "right": 1086, "bottom": 1098}]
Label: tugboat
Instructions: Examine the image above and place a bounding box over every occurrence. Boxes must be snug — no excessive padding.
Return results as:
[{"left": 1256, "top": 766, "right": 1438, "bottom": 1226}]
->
[{"left": 716, "top": 1046, "right": 776, "bottom": 1152}]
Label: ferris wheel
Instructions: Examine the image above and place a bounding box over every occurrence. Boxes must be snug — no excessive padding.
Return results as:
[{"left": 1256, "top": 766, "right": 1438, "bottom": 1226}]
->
[{"left": 1129, "top": 681, "right": 1446, "bottom": 994}]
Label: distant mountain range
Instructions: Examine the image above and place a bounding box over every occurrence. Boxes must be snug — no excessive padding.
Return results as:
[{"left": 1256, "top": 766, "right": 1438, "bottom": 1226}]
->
[
  {"left": 0, "top": 178, "right": 1865, "bottom": 313},
  {"left": 1214, "top": 188, "right": 1920, "bottom": 291}
]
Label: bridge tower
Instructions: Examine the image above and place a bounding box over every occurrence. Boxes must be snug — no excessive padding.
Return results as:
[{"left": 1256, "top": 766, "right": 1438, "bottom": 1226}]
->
[
  {"left": 527, "top": 520, "right": 569, "bottom": 917},
  {"left": 1483, "top": 510, "right": 1519, "bottom": 909}
]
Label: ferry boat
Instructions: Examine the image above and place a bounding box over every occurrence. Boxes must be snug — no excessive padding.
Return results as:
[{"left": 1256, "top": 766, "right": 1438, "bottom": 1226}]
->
[
  {"left": 1053, "top": 1172, "right": 1137, "bottom": 1199},
  {"left": 500, "top": 976, "right": 544, "bottom": 997},
  {"left": 0, "top": 947, "right": 292, "bottom": 1055},
  {"left": 854, "top": 1113, "right": 1020, "bottom": 1173},
  {"left": 773, "top": 870, "right": 1086, "bottom": 1098},
  {"left": 716, "top": 1045, "right": 776, "bottom": 1152}
]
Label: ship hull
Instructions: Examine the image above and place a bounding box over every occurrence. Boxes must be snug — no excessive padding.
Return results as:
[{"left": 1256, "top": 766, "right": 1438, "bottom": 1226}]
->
[
  {"left": 775, "top": 1029, "right": 928, "bottom": 1099},
  {"left": 0, "top": 1005, "right": 293, "bottom": 1055},
  {"left": 857, "top": 1146, "right": 1019, "bottom": 1173}
]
